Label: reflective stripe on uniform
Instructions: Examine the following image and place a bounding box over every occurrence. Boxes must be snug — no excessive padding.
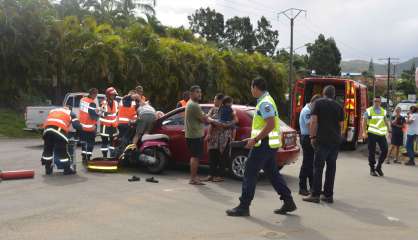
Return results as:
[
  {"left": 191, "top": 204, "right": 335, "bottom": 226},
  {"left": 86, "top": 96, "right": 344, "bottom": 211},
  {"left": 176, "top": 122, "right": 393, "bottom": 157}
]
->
[
  {"left": 88, "top": 165, "right": 117, "bottom": 170},
  {"left": 43, "top": 128, "right": 68, "bottom": 142},
  {"left": 99, "top": 118, "right": 117, "bottom": 123},
  {"left": 118, "top": 117, "right": 130, "bottom": 122},
  {"left": 60, "top": 158, "right": 69, "bottom": 163},
  {"left": 80, "top": 123, "right": 95, "bottom": 128},
  {"left": 42, "top": 156, "right": 53, "bottom": 160},
  {"left": 46, "top": 118, "right": 67, "bottom": 126}
]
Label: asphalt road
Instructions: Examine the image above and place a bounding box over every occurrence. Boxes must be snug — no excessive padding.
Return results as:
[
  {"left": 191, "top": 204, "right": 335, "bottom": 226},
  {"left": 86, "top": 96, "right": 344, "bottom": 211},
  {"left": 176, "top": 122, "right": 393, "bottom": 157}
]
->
[{"left": 1, "top": 139, "right": 418, "bottom": 240}]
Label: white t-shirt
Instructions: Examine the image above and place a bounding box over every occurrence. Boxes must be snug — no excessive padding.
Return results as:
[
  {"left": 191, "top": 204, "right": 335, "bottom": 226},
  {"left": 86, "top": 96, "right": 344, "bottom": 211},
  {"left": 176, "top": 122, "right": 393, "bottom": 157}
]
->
[
  {"left": 407, "top": 113, "right": 418, "bottom": 135},
  {"left": 137, "top": 103, "right": 156, "bottom": 116}
]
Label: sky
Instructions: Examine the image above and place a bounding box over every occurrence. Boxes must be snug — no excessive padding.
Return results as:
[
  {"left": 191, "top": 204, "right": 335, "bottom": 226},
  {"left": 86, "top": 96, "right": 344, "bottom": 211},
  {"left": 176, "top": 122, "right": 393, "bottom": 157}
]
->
[{"left": 155, "top": 0, "right": 418, "bottom": 62}]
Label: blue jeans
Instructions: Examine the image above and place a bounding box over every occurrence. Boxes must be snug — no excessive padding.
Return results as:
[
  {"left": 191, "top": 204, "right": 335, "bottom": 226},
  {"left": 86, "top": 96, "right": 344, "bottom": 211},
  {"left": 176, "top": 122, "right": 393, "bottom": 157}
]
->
[
  {"left": 312, "top": 143, "right": 339, "bottom": 197},
  {"left": 406, "top": 134, "right": 415, "bottom": 161},
  {"left": 239, "top": 141, "right": 292, "bottom": 208}
]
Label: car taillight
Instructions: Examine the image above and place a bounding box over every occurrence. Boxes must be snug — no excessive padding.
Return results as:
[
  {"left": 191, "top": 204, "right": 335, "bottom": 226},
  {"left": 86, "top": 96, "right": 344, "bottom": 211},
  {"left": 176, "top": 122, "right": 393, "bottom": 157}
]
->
[{"left": 283, "top": 132, "right": 297, "bottom": 149}]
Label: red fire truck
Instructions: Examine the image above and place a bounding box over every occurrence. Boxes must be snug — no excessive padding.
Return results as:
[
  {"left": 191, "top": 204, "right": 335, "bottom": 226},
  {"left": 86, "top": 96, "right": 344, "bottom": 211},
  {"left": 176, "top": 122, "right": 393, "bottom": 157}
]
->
[{"left": 291, "top": 77, "right": 368, "bottom": 150}]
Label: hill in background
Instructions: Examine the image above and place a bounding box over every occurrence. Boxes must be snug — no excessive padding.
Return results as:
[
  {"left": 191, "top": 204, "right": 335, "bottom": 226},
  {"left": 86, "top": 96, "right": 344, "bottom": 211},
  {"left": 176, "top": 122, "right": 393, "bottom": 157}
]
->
[{"left": 341, "top": 57, "right": 418, "bottom": 75}]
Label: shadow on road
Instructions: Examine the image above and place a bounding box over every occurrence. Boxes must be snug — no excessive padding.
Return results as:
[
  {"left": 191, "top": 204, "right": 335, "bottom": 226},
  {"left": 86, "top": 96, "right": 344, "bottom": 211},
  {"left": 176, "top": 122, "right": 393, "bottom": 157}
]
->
[
  {"left": 329, "top": 200, "right": 407, "bottom": 227},
  {"left": 42, "top": 173, "right": 88, "bottom": 186},
  {"left": 383, "top": 176, "right": 418, "bottom": 188},
  {"left": 246, "top": 214, "right": 331, "bottom": 240},
  {"left": 24, "top": 144, "right": 43, "bottom": 149},
  {"left": 197, "top": 185, "right": 236, "bottom": 206}
]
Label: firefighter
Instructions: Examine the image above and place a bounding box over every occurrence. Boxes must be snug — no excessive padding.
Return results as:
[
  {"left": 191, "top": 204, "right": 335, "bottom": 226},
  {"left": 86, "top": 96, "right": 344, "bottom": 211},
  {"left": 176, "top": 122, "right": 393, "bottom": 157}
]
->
[
  {"left": 41, "top": 107, "right": 81, "bottom": 175},
  {"left": 118, "top": 90, "right": 139, "bottom": 147},
  {"left": 362, "top": 96, "right": 391, "bottom": 177},
  {"left": 79, "top": 88, "right": 100, "bottom": 164},
  {"left": 176, "top": 91, "right": 190, "bottom": 108},
  {"left": 99, "top": 87, "right": 119, "bottom": 158}
]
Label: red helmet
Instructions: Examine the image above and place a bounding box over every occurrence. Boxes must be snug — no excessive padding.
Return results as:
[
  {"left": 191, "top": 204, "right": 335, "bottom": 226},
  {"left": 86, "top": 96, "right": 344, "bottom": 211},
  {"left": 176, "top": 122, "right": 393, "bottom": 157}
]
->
[{"left": 105, "top": 87, "right": 118, "bottom": 97}]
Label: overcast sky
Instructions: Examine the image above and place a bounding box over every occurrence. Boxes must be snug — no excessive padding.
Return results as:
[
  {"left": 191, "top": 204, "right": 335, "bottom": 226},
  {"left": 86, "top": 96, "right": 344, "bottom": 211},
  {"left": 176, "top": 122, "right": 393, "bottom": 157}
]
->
[{"left": 155, "top": 0, "right": 418, "bottom": 62}]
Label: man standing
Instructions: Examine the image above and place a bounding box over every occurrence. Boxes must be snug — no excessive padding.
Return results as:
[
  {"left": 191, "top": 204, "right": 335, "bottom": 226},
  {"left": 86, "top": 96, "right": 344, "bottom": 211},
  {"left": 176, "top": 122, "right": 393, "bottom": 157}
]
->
[
  {"left": 303, "top": 85, "right": 344, "bottom": 204},
  {"left": 226, "top": 77, "right": 296, "bottom": 216},
  {"left": 185, "top": 85, "right": 212, "bottom": 185},
  {"left": 99, "top": 87, "right": 119, "bottom": 158},
  {"left": 79, "top": 88, "right": 100, "bottom": 164},
  {"left": 362, "top": 96, "right": 391, "bottom": 176},
  {"left": 42, "top": 107, "right": 81, "bottom": 175},
  {"left": 298, "top": 94, "right": 321, "bottom": 196}
]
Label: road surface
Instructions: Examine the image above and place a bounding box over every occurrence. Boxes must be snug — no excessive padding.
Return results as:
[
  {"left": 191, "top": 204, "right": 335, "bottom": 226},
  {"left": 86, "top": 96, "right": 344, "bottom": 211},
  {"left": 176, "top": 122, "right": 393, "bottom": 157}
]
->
[{"left": 1, "top": 139, "right": 417, "bottom": 240}]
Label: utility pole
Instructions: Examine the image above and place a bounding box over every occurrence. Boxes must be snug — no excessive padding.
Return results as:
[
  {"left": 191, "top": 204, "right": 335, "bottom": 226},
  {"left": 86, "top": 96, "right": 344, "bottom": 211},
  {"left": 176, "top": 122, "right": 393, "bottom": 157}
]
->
[
  {"left": 379, "top": 57, "right": 399, "bottom": 107},
  {"left": 278, "top": 8, "right": 307, "bottom": 122}
]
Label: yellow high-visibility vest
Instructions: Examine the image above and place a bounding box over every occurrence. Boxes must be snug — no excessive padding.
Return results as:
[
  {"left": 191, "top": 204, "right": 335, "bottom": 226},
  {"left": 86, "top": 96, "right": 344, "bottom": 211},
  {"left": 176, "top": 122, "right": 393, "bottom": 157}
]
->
[
  {"left": 366, "top": 107, "right": 388, "bottom": 136},
  {"left": 251, "top": 94, "right": 282, "bottom": 148}
]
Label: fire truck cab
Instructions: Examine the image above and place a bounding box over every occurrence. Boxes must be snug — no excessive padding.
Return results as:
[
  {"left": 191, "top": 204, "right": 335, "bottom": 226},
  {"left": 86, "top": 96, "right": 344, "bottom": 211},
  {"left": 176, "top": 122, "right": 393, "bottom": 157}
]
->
[{"left": 291, "top": 77, "right": 368, "bottom": 150}]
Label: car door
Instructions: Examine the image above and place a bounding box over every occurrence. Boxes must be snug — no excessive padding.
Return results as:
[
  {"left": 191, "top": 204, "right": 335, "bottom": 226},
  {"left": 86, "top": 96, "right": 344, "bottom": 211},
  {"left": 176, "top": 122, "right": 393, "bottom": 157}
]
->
[
  {"left": 157, "top": 110, "right": 190, "bottom": 163},
  {"left": 156, "top": 107, "right": 211, "bottom": 164}
]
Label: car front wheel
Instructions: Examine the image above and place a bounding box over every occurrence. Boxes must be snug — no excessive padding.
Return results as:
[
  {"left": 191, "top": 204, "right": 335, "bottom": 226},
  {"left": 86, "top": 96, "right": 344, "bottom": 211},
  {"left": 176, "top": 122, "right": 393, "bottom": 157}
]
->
[{"left": 229, "top": 150, "right": 249, "bottom": 180}]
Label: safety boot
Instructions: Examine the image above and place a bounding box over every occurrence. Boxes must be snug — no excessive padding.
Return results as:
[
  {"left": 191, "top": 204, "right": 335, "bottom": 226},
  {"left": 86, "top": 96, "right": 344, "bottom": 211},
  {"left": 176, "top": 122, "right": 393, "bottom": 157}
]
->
[{"left": 274, "top": 198, "right": 297, "bottom": 214}]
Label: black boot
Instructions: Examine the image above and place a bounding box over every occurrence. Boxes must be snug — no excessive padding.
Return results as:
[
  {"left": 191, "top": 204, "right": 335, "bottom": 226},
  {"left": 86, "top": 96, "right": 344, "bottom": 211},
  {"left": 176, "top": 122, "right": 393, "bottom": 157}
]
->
[
  {"left": 63, "top": 167, "right": 76, "bottom": 175},
  {"left": 274, "top": 198, "right": 297, "bottom": 215},
  {"left": 303, "top": 195, "right": 320, "bottom": 203},
  {"left": 226, "top": 206, "right": 250, "bottom": 217},
  {"left": 321, "top": 195, "right": 334, "bottom": 203},
  {"left": 299, "top": 188, "right": 310, "bottom": 196},
  {"left": 370, "top": 169, "right": 378, "bottom": 177},
  {"left": 45, "top": 161, "right": 53, "bottom": 175},
  {"left": 376, "top": 167, "right": 384, "bottom": 176},
  {"left": 405, "top": 160, "right": 416, "bottom": 166}
]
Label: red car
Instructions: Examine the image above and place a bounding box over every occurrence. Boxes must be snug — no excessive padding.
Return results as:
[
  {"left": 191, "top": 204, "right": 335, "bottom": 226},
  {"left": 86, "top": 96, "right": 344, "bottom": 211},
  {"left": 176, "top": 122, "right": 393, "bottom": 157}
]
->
[{"left": 153, "top": 104, "right": 300, "bottom": 179}]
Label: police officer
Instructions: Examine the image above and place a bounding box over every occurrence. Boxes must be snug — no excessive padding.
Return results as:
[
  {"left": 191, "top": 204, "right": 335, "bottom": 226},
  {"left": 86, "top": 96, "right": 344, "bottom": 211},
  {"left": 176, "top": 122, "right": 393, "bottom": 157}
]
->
[
  {"left": 41, "top": 107, "right": 81, "bottom": 175},
  {"left": 79, "top": 88, "right": 100, "bottom": 164},
  {"left": 99, "top": 87, "right": 119, "bottom": 158},
  {"left": 226, "top": 77, "right": 296, "bottom": 217},
  {"left": 362, "top": 96, "right": 391, "bottom": 176}
]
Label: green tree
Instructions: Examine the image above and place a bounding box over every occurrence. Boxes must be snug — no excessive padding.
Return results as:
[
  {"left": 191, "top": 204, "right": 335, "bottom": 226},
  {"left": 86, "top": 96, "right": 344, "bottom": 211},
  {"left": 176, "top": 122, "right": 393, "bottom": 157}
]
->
[
  {"left": 306, "top": 34, "right": 341, "bottom": 75},
  {"left": 224, "top": 16, "right": 256, "bottom": 52},
  {"left": 254, "top": 16, "right": 278, "bottom": 56},
  {"left": 188, "top": 7, "right": 224, "bottom": 44},
  {"left": 397, "top": 62, "right": 417, "bottom": 95}
]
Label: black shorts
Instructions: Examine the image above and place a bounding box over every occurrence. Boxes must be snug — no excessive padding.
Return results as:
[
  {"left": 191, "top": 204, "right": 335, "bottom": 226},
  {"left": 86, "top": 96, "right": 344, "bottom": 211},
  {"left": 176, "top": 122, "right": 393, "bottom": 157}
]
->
[{"left": 186, "top": 137, "right": 204, "bottom": 159}]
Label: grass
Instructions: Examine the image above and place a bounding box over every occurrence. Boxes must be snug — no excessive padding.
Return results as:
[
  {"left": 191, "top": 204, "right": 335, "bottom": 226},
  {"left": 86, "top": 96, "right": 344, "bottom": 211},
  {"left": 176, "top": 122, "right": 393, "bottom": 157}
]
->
[{"left": 0, "top": 109, "right": 39, "bottom": 138}]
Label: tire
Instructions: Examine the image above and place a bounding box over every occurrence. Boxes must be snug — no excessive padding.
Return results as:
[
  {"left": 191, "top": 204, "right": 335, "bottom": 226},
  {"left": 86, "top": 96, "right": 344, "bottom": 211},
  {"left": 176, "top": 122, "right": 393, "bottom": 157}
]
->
[
  {"left": 229, "top": 150, "right": 249, "bottom": 180},
  {"left": 145, "top": 148, "right": 168, "bottom": 174}
]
